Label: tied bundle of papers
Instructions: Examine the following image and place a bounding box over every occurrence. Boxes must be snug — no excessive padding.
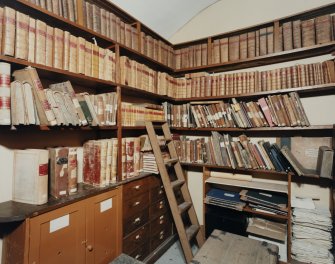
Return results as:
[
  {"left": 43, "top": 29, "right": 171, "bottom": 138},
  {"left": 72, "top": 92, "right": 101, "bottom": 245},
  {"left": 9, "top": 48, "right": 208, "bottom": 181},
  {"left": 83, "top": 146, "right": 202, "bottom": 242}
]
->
[
  {"left": 205, "top": 188, "right": 246, "bottom": 211},
  {"left": 240, "top": 189, "right": 288, "bottom": 216},
  {"left": 291, "top": 207, "right": 333, "bottom": 264},
  {"left": 141, "top": 151, "right": 170, "bottom": 174}
]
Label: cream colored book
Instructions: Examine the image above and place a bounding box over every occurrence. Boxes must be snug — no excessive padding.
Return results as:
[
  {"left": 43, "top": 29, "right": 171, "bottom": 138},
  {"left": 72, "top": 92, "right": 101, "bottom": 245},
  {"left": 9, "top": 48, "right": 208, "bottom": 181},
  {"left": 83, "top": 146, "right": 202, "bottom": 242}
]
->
[
  {"left": 69, "top": 35, "right": 78, "bottom": 73},
  {"left": 63, "top": 31, "right": 70, "bottom": 71},
  {"left": 15, "top": 11, "right": 29, "bottom": 60},
  {"left": 53, "top": 28, "right": 64, "bottom": 69},
  {"left": 45, "top": 25, "right": 54, "bottom": 67},
  {"left": 98, "top": 47, "right": 106, "bottom": 80},
  {"left": 77, "top": 37, "right": 86, "bottom": 74},
  {"left": 0, "top": 145, "right": 14, "bottom": 203},
  {"left": 45, "top": 88, "right": 66, "bottom": 125},
  {"left": 0, "top": 62, "right": 11, "bottom": 125},
  {"left": 0, "top": 8, "right": 4, "bottom": 55},
  {"left": 13, "top": 149, "right": 49, "bottom": 205},
  {"left": 28, "top": 18, "right": 36, "bottom": 63},
  {"left": 22, "top": 82, "right": 37, "bottom": 125},
  {"left": 10, "top": 81, "right": 25, "bottom": 125},
  {"left": 35, "top": 20, "right": 47, "bottom": 65},
  {"left": 2, "top": 7, "right": 16, "bottom": 56},
  {"left": 84, "top": 41, "right": 92, "bottom": 77}
]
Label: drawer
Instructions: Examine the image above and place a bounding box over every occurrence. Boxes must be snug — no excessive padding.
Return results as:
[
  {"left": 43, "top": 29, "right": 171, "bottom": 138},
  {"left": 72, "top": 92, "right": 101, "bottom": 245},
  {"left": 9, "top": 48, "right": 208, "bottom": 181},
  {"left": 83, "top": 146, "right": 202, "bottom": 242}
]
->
[
  {"left": 150, "top": 184, "right": 165, "bottom": 203},
  {"left": 127, "top": 242, "right": 150, "bottom": 262},
  {"left": 123, "top": 224, "right": 149, "bottom": 254},
  {"left": 123, "top": 178, "right": 150, "bottom": 199},
  {"left": 150, "top": 212, "right": 172, "bottom": 235},
  {"left": 150, "top": 225, "right": 172, "bottom": 251},
  {"left": 150, "top": 199, "right": 168, "bottom": 220},
  {"left": 123, "top": 192, "right": 149, "bottom": 218},
  {"left": 123, "top": 209, "right": 149, "bottom": 236},
  {"left": 150, "top": 175, "right": 163, "bottom": 188}
]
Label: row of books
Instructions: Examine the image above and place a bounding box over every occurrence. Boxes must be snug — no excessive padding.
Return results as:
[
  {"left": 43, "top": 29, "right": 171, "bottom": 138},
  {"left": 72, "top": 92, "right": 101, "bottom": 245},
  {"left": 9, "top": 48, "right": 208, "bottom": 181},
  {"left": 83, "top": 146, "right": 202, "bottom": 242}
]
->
[
  {"left": 173, "top": 59, "right": 335, "bottom": 99},
  {"left": 175, "top": 13, "right": 335, "bottom": 69},
  {"left": 121, "top": 103, "right": 165, "bottom": 126},
  {"left": 174, "top": 133, "right": 293, "bottom": 172},
  {"left": 205, "top": 187, "right": 288, "bottom": 217},
  {"left": 0, "top": 7, "right": 117, "bottom": 81},
  {"left": 8, "top": 66, "right": 118, "bottom": 126},
  {"left": 83, "top": 138, "right": 118, "bottom": 187},
  {"left": 164, "top": 92, "right": 309, "bottom": 129},
  {"left": 120, "top": 56, "right": 156, "bottom": 93},
  {"left": 27, "top": 0, "right": 78, "bottom": 22}
]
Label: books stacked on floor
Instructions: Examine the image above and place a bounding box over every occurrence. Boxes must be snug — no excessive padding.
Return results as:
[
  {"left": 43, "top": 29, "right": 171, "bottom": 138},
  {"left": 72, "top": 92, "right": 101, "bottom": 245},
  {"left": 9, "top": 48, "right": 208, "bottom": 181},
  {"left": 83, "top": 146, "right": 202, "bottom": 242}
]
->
[
  {"left": 240, "top": 189, "right": 288, "bottom": 216},
  {"left": 121, "top": 103, "right": 165, "bottom": 126},
  {"left": 291, "top": 204, "right": 334, "bottom": 264},
  {"left": 9, "top": 66, "right": 118, "bottom": 126},
  {"left": 173, "top": 59, "right": 335, "bottom": 98},
  {"left": 83, "top": 138, "right": 118, "bottom": 186},
  {"left": 205, "top": 188, "right": 246, "bottom": 211},
  {"left": 164, "top": 92, "right": 309, "bottom": 128}
]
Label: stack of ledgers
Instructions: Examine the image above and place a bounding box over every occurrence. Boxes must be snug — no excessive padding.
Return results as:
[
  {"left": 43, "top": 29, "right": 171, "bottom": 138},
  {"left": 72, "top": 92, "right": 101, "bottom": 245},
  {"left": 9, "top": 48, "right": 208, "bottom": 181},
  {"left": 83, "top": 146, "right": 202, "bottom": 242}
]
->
[{"left": 291, "top": 207, "right": 334, "bottom": 264}]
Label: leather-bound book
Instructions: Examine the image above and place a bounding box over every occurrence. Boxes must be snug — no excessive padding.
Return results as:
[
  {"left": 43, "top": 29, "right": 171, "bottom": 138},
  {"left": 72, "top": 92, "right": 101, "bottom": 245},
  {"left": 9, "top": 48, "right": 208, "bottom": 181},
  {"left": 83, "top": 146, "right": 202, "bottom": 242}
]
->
[
  {"left": 28, "top": 18, "right": 36, "bottom": 63},
  {"left": 302, "top": 19, "right": 315, "bottom": 47},
  {"left": 93, "top": 141, "right": 101, "bottom": 186},
  {"left": 315, "top": 14, "right": 332, "bottom": 44},
  {"left": 13, "top": 149, "right": 49, "bottom": 205},
  {"left": 49, "top": 147, "right": 69, "bottom": 198},
  {"left": 0, "top": 63, "right": 11, "bottom": 125},
  {"left": 69, "top": 35, "right": 78, "bottom": 73},
  {"left": 125, "top": 23, "right": 132, "bottom": 48},
  {"left": 99, "top": 140, "right": 107, "bottom": 186},
  {"left": 239, "top": 33, "right": 248, "bottom": 60},
  {"left": 116, "top": 16, "right": 121, "bottom": 43},
  {"left": 255, "top": 30, "right": 260, "bottom": 56},
  {"left": 45, "top": 25, "right": 54, "bottom": 67},
  {"left": 13, "top": 67, "right": 57, "bottom": 126},
  {"left": 53, "top": 28, "right": 64, "bottom": 69},
  {"left": 84, "top": 40, "right": 92, "bottom": 77},
  {"left": 267, "top": 26, "right": 274, "bottom": 54},
  {"left": 292, "top": 20, "right": 302, "bottom": 49},
  {"left": 100, "top": 8, "right": 106, "bottom": 36},
  {"left": 120, "top": 21, "right": 125, "bottom": 45},
  {"left": 92, "top": 44, "right": 99, "bottom": 78},
  {"left": 228, "top": 35, "right": 240, "bottom": 61},
  {"left": 283, "top": 21, "right": 293, "bottom": 51},
  {"left": 212, "top": 39, "right": 220, "bottom": 64},
  {"left": 77, "top": 37, "right": 85, "bottom": 74},
  {"left": 98, "top": 47, "right": 106, "bottom": 80},
  {"left": 92, "top": 4, "right": 101, "bottom": 34},
  {"left": 35, "top": 20, "right": 47, "bottom": 65},
  {"left": 83, "top": 140, "right": 93, "bottom": 185},
  {"left": 259, "top": 28, "right": 267, "bottom": 56},
  {"left": 111, "top": 138, "right": 118, "bottom": 183},
  {"left": 247, "top": 32, "right": 256, "bottom": 58},
  {"left": 2, "top": 7, "right": 15, "bottom": 57},
  {"left": 15, "top": 11, "right": 29, "bottom": 60},
  {"left": 63, "top": 31, "right": 70, "bottom": 71}
]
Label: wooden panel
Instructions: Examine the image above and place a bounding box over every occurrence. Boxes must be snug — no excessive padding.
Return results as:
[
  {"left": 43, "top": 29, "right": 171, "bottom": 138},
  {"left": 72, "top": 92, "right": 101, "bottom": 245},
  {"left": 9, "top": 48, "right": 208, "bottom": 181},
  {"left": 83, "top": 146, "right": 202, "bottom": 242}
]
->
[
  {"left": 150, "top": 199, "right": 168, "bottom": 220},
  {"left": 85, "top": 188, "right": 122, "bottom": 264},
  {"left": 123, "top": 178, "right": 151, "bottom": 199},
  {"left": 123, "top": 192, "right": 149, "bottom": 218},
  {"left": 123, "top": 209, "right": 149, "bottom": 236},
  {"left": 123, "top": 224, "right": 149, "bottom": 254},
  {"left": 28, "top": 202, "right": 86, "bottom": 264}
]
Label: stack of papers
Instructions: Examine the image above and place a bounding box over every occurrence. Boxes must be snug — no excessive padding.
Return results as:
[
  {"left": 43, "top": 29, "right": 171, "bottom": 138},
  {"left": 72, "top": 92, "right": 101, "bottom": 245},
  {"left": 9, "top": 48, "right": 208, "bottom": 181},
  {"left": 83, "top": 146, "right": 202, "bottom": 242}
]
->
[
  {"left": 240, "top": 189, "right": 288, "bottom": 216},
  {"left": 291, "top": 207, "right": 333, "bottom": 264},
  {"left": 205, "top": 188, "right": 246, "bottom": 211}
]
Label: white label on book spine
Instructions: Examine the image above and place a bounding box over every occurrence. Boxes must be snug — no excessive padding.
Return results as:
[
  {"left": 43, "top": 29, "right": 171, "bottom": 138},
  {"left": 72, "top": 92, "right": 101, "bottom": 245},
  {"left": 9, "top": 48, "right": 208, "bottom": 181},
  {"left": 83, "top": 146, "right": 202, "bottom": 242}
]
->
[
  {"left": 100, "top": 198, "right": 112, "bottom": 213},
  {"left": 50, "top": 214, "right": 69, "bottom": 233}
]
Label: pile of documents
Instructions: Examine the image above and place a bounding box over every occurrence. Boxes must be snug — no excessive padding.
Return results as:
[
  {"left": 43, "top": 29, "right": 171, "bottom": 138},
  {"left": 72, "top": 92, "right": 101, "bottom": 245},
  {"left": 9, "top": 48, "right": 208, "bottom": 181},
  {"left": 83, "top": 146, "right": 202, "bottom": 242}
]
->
[
  {"left": 291, "top": 198, "right": 333, "bottom": 264},
  {"left": 205, "top": 188, "right": 246, "bottom": 211},
  {"left": 240, "top": 189, "right": 288, "bottom": 216}
]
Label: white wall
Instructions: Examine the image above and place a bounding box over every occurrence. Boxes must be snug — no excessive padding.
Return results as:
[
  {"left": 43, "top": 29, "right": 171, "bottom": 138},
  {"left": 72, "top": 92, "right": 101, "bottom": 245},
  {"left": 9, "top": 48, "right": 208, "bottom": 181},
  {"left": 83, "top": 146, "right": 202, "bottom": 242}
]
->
[
  {"left": 175, "top": 0, "right": 335, "bottom": 227},
  {"left": 169, "top": 0, "right": 335, "bottom": 44}
]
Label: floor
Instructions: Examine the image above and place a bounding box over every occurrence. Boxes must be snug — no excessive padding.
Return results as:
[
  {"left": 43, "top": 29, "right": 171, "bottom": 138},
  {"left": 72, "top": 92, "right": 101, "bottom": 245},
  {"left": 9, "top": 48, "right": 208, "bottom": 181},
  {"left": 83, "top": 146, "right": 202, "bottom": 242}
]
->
[{"left": 154, "top": 241, "right": 198, "bottom": 264}]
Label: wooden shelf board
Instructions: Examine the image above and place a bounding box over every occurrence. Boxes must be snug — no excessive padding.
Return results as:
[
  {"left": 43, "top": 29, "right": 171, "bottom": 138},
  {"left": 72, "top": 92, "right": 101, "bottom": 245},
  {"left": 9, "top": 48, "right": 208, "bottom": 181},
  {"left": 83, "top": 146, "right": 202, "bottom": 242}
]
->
[
  {"left": 205, "top": 176, "right": 288, "bottom": 193},
  {"left": 0, "top": 125, "right": 118, "bottom": 131},
  {"left": 120, "top": 85, "right": 171, "bottom": 101},
  {"left": 174, "top": 42, "right": 335, "bottom": 74},
  {"left": 173, "top": 83, "right": 335, "bottom": 102}
]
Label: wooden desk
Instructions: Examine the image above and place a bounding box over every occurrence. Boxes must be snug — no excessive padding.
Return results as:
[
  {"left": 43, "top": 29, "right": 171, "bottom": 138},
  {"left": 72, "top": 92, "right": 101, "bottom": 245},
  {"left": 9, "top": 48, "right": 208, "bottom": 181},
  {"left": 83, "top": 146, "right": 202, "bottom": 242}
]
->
[{"left": 192, "top": 229, "right": 279, "bottom": 264}]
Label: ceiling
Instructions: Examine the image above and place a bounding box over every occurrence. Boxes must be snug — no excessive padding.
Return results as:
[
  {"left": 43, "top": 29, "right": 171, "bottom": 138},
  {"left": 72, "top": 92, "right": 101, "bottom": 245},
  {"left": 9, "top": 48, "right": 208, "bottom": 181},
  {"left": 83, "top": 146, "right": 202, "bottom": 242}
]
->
[{"left": 107, "top": 0, "right": 219, "bottom": 41}]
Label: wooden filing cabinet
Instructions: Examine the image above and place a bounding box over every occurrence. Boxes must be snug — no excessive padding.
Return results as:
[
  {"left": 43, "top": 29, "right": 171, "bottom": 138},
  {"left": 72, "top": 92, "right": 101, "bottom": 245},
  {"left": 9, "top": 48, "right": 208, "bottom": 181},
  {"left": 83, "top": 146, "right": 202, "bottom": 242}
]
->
[
  {"left": 28, "top": 187, "right": 122, "bottom": 264},
  {"left": 122, "top": 176, "right": 173, "bottom": 261}
]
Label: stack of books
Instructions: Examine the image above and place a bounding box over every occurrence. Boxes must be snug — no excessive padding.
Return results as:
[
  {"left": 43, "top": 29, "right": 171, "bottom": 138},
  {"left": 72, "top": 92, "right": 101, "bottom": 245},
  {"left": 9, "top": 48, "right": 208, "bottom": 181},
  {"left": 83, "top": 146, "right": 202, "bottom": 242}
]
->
[
  {"left": 205, "top": 188, "right": 246, "bottom": 211},
  {"left": 121, "top": 103, "right": 165, "bottom": 126}
]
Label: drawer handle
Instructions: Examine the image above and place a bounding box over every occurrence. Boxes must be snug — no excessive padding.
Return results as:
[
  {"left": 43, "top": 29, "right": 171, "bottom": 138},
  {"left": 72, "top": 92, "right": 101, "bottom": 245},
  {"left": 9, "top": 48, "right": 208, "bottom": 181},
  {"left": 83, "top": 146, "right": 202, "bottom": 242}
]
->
[
  {"left": 135, "top": 254, "right": 141, "bottom": 259},
  {"left": 133, "top": 201, "right": 140, "bottom": 207},
  {"left": 160, "top": 231, "right": 165, "bottom": 235},
  {"left": 87, "top": 245, "right": 93, "bottom": 252},
  {"left": 160, "top": 234, "right": 164, "bottom": 240},
  {"left": 159, "top": 190, "right": 163, "bottom": 195},
  {"left": 135, "top": 234, "right": 140, "bottom": 240},
  {"left": 133, "top": 217, "right": 141, "bottom": 225},
  {"left": 160, "top": 215, "right": 165, "bottom": 220},
  {"left": 134, "top": 185, "right": 141, "bottom": 190},
  {"left": 159, "top": 201, "right": 164, "bottom": 209}
]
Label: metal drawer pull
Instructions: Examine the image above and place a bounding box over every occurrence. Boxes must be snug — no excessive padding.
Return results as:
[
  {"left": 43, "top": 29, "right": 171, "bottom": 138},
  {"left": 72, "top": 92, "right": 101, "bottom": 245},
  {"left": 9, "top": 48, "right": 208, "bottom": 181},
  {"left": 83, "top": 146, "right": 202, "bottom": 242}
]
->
[
  {"left": 133, "top": 201, "right": 140, "bottom": 206},
  {"left": 133, "top": 217, "right": 141, "bottom": 224},
  {"left": 135, "top": 254, "right": 141, "bottom": 259},
  {"left": 135, "top": 234, "right": 140, "bottom": 240},
  {"left": 87, "top": 245, "right": 93, "bottom": 252},
  {"left": 159, "top": 201, "right": 164, "bottom": 209},
  {"left": 160, "top": 231, "right": 164, "bottom": 235},
  {"left": 160, "top": 215, "right": 164, "bottom": 220},
  {"left": 159, "top": 190, "right": 163, "bottom": 194},
  {"left": 134, "top": 185, "right": 141, "bottom": 190}
]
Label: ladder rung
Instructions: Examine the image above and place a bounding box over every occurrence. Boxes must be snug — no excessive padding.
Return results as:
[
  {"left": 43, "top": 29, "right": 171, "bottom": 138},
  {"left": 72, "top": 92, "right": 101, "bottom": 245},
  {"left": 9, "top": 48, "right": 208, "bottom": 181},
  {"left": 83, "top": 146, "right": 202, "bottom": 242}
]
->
[
  {"left": 178, "top": 202, "right": 192, "bottom": 214},
  {"left": 171, "top": 179, "right": 185, "bottom": 190},
  {"left": 186, "top": 225, "right": 200, "bottom": 241},
  {"left": 164, "top": 158, "right": 179, "bottom": 166}
]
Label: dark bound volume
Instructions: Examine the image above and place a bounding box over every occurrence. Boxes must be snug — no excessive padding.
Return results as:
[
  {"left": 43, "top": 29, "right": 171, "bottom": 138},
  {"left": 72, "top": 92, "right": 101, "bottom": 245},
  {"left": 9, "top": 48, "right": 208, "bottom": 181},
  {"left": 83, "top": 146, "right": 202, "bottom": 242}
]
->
[{"left": 49, "top": 147, "right": 69, "bottom": 198}]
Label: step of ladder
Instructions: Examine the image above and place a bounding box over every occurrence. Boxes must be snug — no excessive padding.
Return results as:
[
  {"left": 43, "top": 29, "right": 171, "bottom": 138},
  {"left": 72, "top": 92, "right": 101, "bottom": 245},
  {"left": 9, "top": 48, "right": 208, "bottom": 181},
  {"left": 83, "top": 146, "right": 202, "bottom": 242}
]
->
[{"left": 145, "top": 121, "right": 205, "bottom": 263}]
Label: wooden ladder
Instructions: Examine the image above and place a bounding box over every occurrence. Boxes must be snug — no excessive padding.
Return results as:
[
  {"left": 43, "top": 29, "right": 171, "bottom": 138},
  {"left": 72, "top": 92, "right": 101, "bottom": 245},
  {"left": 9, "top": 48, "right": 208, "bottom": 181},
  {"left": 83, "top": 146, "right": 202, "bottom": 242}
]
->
[{"left": 145, "top": 121, "right": 205, "bottom": 263}]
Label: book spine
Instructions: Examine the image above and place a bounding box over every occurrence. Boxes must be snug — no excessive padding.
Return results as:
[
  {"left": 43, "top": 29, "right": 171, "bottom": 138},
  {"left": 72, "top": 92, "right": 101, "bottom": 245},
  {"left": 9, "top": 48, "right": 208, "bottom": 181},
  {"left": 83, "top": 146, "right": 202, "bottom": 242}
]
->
[
  {"left": 53, "top": 28, "right": 64, "bottom": 69},
  {"left": 2, "top": 7, "right": 16, "bottom": 57},
  {"left": 0, "top": 63, "right": 11, "bottom": 125},
  {"left": 15, "top": 11, "right": 29, "bottom": 60}
]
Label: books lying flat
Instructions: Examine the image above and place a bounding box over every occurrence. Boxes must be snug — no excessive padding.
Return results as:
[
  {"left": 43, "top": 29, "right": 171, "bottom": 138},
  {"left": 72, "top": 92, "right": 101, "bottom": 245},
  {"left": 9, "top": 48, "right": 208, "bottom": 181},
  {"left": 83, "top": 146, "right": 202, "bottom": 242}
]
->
[
  {"left": 247, "top": 217, "right": 286, "bottom": 242},
  {"left": 205, "top": 188, "right": 246, "bottom": 211}
]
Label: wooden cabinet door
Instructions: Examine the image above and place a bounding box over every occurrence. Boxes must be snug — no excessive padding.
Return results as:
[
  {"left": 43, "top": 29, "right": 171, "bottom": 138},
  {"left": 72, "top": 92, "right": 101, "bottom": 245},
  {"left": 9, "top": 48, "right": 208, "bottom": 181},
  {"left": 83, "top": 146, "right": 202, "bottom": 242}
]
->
[
  {"left": 28, "top": 202, "right": 86, "bottom": 264},
  {"left": 85, "top": 187, "right": 122, "bottom": 264}
]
